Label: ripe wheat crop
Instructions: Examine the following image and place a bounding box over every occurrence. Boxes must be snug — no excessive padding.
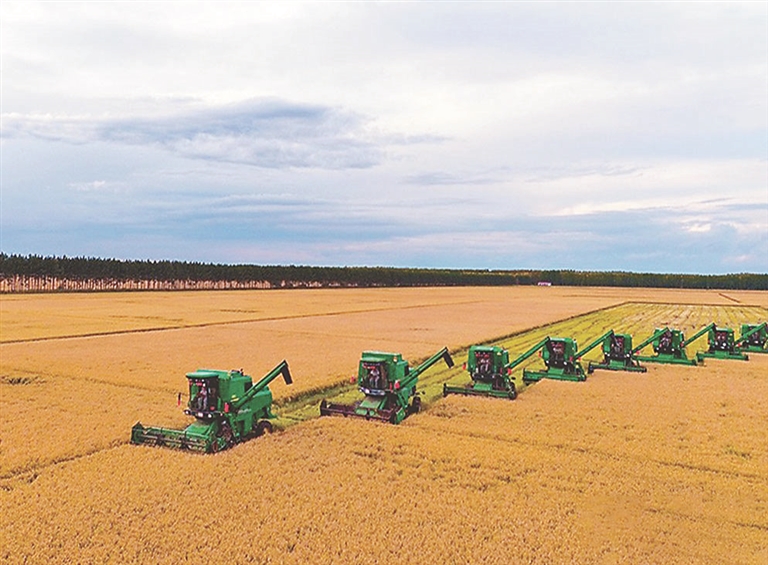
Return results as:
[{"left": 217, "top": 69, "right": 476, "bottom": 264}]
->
[
  {"left": 1, "top": 287, "right": 766, "bottom": 564},
  {"left": 2, "top": 357, "right": 766, "bottom": 564}
]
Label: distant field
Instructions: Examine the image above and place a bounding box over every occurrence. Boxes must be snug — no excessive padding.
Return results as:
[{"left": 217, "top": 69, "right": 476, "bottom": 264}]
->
[{"left": 1, "top": 287, "right": 767, "bottom": 563}]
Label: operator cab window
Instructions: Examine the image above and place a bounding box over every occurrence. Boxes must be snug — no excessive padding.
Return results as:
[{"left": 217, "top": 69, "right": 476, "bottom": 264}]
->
[
  {"left": 364, "top": 363, "right": 386, "bottom": 390},
  {"left": 475, "top": 351, "right": 492, "bottom": 376}
]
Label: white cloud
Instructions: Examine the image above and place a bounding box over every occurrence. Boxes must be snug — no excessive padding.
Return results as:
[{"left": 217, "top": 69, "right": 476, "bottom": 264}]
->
[{"left": 1, "top": 2, "right": 766, "bottom": 273}]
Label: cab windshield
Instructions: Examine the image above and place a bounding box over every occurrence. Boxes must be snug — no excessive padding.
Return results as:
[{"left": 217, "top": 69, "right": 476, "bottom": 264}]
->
[
  {"left": 189, "top": 379, "right": 218, "bottom": 412},
  {"left": 363, "top": 362, "right": 387, "bottom": 390}
]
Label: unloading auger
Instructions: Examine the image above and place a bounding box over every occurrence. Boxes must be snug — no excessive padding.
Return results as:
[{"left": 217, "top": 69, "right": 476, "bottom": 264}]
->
[
  {"left": 319, "top": 347, "right": 454, "bottom": 424},
  {"left": 131, "top": 360, "right": 292, "bottom": 453}
]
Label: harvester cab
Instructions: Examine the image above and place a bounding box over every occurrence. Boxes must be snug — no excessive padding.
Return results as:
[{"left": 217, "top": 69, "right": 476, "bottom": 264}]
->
[
  {"left": 442, "top": 345, "right": 517, "bottom": 400},
  {"left": 737, "top": 323, "right": 767, "bottom": 354},
  {"left": 187, "top": 373, "right": 219, "bottom": 416},
  {"left": 516, "top": 337, "right": 586, "bottom": 384},
  {"left": 320, "top": 347, "right": 454, "bottom": 424},
  {"left": 695, "top": 324, "right": 749, "bottom": 362},
  {"left": 359, "top": 359, "right": 391, "bottom": 396},
  {"left": 131, "top": 360, "right": 292, "bottom": 453},
  {"left": 633, "top": 327, "right": 698, "bottom": 366},
  {"left": 584, "top": 331, "right": 646, "bottom": 374}
]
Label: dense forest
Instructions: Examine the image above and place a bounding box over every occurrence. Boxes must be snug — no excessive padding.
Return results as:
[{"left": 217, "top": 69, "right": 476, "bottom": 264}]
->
[{"left": 1, "top": 253, "right": 766, "bottom": 292}]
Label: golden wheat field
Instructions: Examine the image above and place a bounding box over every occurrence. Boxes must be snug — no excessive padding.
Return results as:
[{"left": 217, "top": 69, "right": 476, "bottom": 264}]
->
[{"left": 1, "top": 286, "right": 767, "bottom": 564}]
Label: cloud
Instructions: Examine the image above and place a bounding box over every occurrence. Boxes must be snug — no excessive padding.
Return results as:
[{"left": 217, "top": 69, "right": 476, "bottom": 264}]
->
[
  {"left": 2, "top": 99, "right": 384, "bottom": 169},
  {"left": 67, "top": 180, "right": 127, "bottom": 193},
  {"left": 1, "top": 3, "right": 765, "bottom": 274},
  {"left": 403, "top": 171, "right": 501, "bottom": 186}
]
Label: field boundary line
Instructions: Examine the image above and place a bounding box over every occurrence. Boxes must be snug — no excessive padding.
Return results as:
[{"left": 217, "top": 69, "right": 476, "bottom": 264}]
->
[
  {"left": 0, "top": 440, "right": 126, "bottom": 482},
  {"left": 275, "top": 301, "right": 641, "bottom": 423},
  {"left": 466, "top": 301, "right": 635, "bottom": 348},
  {"left": 0, "top": 365, "right": 190, "bottom": 394},
  {"left": 646, "top": 507, "right": 768, "bottom": 532},
  {"left": 0, "top": 299, "right": 489, "bottom": 344},
  {"left": 7, "top": 299, "right": 761, "bottom": 345},
  {"left": 622, "top": 300, "right": 766, "bottom": 309}
]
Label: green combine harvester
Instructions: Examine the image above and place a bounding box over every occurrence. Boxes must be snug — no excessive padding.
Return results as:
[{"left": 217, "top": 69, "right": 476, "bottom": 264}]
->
[
  {"left": 694, "top": 323, "right": 749, "bottom": 362},
  {"left": 517, "top": 337, "right": 586, "bottom": 384},
  {"left": 633, "top": 327, "right": 699, "bottom": 366},
  {"left": 736, "top": 323, "right": 767, "bottom": 354},
  {"left": 442, "top": 345, "right": 517, "bottom": 400},
  {"left": 320, "top": 347, "right": 453, "bottom": 424},
  {"left": 584, "top": 331, "right": 647, "bottom": 374},
  {"left": 131, "top": 360, "right": 292, "bottom": 453}
]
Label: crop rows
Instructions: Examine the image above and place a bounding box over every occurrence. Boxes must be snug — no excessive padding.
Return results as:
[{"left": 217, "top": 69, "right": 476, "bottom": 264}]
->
[
  {"left": 1, "top": 289, "right": 766, "bottom": 564},
  {"left": 1, "top": 298, "right": 765, "bottom": 480},
  {"left": 0, "top": 287, "right": 661, "bottom": 477},
  {"left": 2, "top": 356, "right": 766, "bottom": 564},
  {"left": 413, "top": 301, "right": 767, "bottom": 409}
]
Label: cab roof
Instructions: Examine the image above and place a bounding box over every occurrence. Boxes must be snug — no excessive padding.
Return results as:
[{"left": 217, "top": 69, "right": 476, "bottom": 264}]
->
[{"left": 186, "top": 369, "right": 223, "bottom": 380}]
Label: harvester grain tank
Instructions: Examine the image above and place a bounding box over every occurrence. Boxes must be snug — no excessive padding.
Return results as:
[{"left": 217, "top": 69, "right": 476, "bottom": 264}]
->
[
  {"left": 513, "top": 337, "right": 586, "bottom": 384},
  {"left": 736, "top": 323, "right": 767, "bottom": 354},
  {"left": 131, "top": 360, "right": 292, "bottom": 453},
  {"left": 584, "top": 331, "right": 647, "bottom": 374},
  {"left": 320, "top": 347, "right": 454, "bottom": 424},
  {"left": 633, "top": 327, "right": 698, "bottom": 366},
  {"left": 694, "top": 323, "right": 749, "bottom": 362},
  {"left": 442, "top": 345, "right": 517, "bottom": 400}
]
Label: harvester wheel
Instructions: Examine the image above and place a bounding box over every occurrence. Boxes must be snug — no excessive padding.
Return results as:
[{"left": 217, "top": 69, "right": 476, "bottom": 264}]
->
[
  {"left": 410, "top": 396, "right": 421, "bottom": 414},
  {"left": 219, "top": 422, "right": 235, "bottom": 448},
  {"left": 255, "top": 420, "right": 273, "bottom": 437}
]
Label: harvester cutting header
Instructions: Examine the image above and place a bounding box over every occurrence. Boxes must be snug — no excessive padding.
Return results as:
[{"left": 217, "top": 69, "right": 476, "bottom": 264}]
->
[
  {"left": 737, "top": 323, "right": 768, "bottom": 354},
  {"left": 443, "top": 329, "right": 647, "bottom": 399},
  {"left": 695, "top": 323, "right": 749, "bottom": 362},
  {"left": 320, "top": 347, "right": 454, "bottom": 424},
  {"left": 632, "top": 323, "right": 754, "bottom": 366},
  {"left": 633, "top": 327, "right": 698, "bottom": 366},
  {"left": 443, "top": 345, "right": 517, "bottom": 400},
  {"left": 518, "top": 337, "right": 586, "bottom": 383},
  {"left": 583, "top": 331, "right": 646, "bottom": 374},
  {"left": 131, "top": 360, "right": 292, "bottom": 453}
]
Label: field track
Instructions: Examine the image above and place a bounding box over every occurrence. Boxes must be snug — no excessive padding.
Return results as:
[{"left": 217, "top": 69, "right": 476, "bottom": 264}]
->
[{"left": 1, "top": 287, "right": 767, "bottom": 563}]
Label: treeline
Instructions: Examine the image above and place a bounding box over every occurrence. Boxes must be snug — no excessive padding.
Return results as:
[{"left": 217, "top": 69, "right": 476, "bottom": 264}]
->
[{"left": 1, "top": 253, "right": 766, "bottom": 292}]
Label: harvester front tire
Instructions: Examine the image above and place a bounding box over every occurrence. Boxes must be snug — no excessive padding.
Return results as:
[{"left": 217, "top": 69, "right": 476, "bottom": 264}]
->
[
  {"left": 219, "top": 422, "right": 235, "bottom": 447},
  {"left": 255, "top": 420, "right": 273, "bottom": 437},
  {"left": 411, "top": 396, "right": 421, "bottom": 414}
]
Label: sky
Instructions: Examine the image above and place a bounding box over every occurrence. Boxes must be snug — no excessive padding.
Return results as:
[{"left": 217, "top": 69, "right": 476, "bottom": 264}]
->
[{"left": 1, "top": 2, "right": 766, "bottom": 274}]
